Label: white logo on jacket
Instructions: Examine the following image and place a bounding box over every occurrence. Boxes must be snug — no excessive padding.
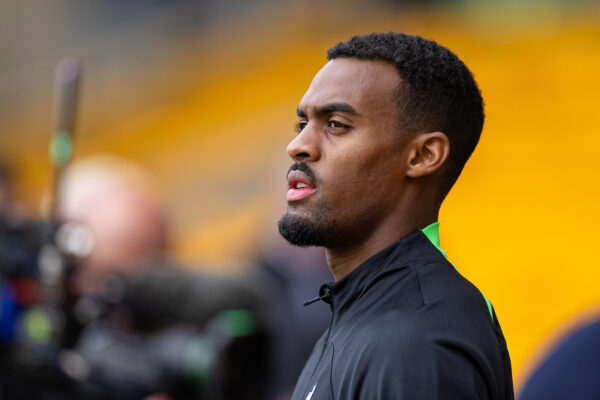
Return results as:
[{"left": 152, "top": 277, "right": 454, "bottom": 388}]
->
[{"left": 306, "top": 383, "right": 317, "bottom": 400}]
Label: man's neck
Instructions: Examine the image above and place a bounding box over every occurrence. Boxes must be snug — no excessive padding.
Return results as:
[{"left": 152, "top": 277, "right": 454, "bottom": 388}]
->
[{"left": 326, "top": 213, "right": 438, "bottom": 281}]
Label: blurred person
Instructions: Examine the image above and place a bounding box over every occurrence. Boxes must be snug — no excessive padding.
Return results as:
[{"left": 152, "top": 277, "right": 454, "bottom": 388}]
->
[
  {"left": 519, "top": 312, "right": 600, "bottom": 400},
  {"left": 278, "top": 33, "right": 514, "bottom": 399},
  {"left": 58, "top": 155, "right": 168, "bottom": 295},
  {"left": 54, "top": 155, "right": 268, "bottom": 400},
  {"left": 0, "top": 156, "right": 171, "bottom": 399}
]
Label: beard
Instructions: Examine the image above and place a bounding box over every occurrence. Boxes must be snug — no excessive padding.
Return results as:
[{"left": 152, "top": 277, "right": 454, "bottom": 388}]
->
[
  {"left": 278, "top": 213, "right": 326, "bottom": 247},
  {"left": 277, "top": 194, "right": 337, "bottom": 247},
  {"left": 279, "top": 194, "right": 369, "bottom": 249},
  {"left": 278, "top": 198, "right": 384, "bottom": 250}
]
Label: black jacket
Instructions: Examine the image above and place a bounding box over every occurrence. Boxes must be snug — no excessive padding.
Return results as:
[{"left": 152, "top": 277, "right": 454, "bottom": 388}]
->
[{"left": 291, "top": 230, "right": 513, "bottom": 400}]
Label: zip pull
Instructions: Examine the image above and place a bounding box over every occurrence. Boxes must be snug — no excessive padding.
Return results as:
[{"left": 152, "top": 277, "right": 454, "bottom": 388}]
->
[
  {"left": 303, "top": 296, "right": 321, "bottom": 306},
  {"left": 303, "top": 286, "right": 331, "bottom": 306}
]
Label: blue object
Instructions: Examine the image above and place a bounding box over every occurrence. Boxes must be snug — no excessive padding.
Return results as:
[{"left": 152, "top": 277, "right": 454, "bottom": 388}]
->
[{"left": 520, "top": 318, "right": 600, "bottom": 400}]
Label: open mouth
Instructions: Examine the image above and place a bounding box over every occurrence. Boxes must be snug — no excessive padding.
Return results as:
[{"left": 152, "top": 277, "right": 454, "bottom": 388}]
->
[{"left": 287, "top": 170, "right": 317, "bottom": 202}]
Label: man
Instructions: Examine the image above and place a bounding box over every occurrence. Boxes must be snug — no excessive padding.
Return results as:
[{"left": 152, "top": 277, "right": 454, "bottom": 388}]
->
[{"left": 278, "top": 33, "right": 514, "bottom": 399}]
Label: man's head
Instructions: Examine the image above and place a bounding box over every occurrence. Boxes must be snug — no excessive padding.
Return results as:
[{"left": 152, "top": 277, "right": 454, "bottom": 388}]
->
[
  {"left": 327, "top": 33, "right": 484, "bottom": 196},
  {"left": 279, "top": 32, "right": 483, "bottom": 251},
  {"left": 59, "top": 155, "right": 168, "bottom": 294}
]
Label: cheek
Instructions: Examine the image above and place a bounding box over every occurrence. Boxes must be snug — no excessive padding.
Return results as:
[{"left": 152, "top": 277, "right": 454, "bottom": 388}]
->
[
  {"left": 345, "top": 143, "right": 398, "bottom": 180},
  {"left": 325, "top": 145, "right": 396, "bottom": 202}
]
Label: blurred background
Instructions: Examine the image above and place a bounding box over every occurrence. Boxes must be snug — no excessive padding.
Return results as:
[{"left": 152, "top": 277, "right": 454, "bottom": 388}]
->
[{"left": 1, "top": 0, "right": 599, "bottom": 397}]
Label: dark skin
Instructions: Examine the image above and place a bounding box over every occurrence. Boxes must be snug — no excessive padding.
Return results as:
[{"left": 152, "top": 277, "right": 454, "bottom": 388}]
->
[{"left": 287, "top": 58, "right": 450, "bottom": 280}]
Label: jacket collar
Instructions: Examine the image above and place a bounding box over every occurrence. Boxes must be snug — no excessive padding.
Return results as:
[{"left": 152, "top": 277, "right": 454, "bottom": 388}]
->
[{"left": 311, "top": 224, "right": 441, "bottom": 315}]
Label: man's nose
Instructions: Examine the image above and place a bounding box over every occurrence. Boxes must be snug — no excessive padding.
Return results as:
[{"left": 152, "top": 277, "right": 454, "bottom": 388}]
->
[{"left": 287, "top": 124, "right": 320, "bottom": 162}]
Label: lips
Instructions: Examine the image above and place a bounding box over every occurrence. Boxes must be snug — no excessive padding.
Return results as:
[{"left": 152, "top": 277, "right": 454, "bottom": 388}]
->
[{"left": 287, "top": 170, "right": 316, "bottom": 202}]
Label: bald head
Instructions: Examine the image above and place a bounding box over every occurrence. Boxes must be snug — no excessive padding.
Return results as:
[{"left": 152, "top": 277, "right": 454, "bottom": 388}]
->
[{"left": 59, "top": 156, "right": 167, "bottom": 293}]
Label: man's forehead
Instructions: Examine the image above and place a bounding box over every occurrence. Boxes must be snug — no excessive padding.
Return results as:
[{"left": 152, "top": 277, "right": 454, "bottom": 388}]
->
[{"left": 298, "top": 58, "right": 400, "bottom": 113}]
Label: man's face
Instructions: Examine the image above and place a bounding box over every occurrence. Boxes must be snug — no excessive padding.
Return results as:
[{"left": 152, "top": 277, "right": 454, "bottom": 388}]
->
[{"left": 278, "top": 58, "right": 410, "bottom": 249}]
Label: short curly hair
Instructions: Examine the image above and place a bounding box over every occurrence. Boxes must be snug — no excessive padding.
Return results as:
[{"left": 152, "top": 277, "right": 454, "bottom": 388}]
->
[{"left": 327, "top": 32, "right": 484, "bottom": 202}]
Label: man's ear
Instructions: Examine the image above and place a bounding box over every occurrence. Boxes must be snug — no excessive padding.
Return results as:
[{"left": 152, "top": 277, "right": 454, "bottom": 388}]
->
[{"left": 406, "top": 132, "right": 450, "bottom": 178}]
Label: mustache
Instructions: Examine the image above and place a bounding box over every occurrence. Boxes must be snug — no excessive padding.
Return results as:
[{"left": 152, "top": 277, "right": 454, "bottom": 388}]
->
[{"left": 287, "top": 162, "right": 320, "bottom": 185}]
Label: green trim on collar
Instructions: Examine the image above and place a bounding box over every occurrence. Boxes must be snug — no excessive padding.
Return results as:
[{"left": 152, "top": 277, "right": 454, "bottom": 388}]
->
[
  {"left": 420, "top": 222, "right": 494, "bottom": 322},
  {"left": 421, "top": 222, "right": 447, "bottom": 258}
]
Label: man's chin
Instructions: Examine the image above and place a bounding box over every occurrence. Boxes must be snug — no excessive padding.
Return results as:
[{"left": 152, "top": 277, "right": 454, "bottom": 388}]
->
[{"left": 277, "top": 213, "right": 324, "bottom": 247}]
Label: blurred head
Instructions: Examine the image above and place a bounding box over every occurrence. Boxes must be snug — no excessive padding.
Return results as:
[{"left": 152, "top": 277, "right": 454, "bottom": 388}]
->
[
  {"left": 59, "top": 155, "right": 167, "bottom": 294},
  {"left": 279, "top": 32, "right": 483, "bottom": 249}
]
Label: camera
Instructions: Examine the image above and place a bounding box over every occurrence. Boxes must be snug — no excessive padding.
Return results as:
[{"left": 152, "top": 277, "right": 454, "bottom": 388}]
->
[{"left": 0, "top": 213, "right": 267, "bottom": 400}]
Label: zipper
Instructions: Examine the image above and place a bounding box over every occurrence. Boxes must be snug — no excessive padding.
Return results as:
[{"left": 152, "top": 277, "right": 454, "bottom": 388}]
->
[{"left": 308, "top": 285, "right": 334, "bottom": 378}]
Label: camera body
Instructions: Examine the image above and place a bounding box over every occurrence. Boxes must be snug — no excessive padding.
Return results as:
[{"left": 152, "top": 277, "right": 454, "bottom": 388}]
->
[{"left": 0, "top": 213, "right": 267, "bottom": 400}]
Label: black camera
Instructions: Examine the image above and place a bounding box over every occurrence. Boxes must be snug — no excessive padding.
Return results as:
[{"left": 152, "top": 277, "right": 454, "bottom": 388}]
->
[{"left": 0, "top": 214, "right": 267, "bottom": 400}]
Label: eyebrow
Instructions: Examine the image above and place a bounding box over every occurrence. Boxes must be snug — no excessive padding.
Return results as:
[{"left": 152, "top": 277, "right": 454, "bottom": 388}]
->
[{"left": 296, "top": 102, "right": 359, "bottom": 118}]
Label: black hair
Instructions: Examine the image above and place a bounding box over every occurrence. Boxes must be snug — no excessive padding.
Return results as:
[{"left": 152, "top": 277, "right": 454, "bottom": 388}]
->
[{"left": 327, "top": 32, "right": 484, "bottom": 202}]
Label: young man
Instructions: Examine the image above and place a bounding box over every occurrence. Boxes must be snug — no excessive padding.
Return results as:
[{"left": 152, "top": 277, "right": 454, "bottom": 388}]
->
[{"left": 278, "top": 33, "right": 514, "bottom": 399}]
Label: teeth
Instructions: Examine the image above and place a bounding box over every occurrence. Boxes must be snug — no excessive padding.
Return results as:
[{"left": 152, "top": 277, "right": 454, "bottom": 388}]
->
[{"left": 296, "top": 182, "right": 310, "bottom": 189}]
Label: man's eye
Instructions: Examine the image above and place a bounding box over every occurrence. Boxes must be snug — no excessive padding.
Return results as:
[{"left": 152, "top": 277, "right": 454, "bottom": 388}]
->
[
  {"left": 328, "top": 120, "right": 348, "bottom": 129},
  {"left": 295, "top": 121, "right": 307, "bottom": 133}
]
